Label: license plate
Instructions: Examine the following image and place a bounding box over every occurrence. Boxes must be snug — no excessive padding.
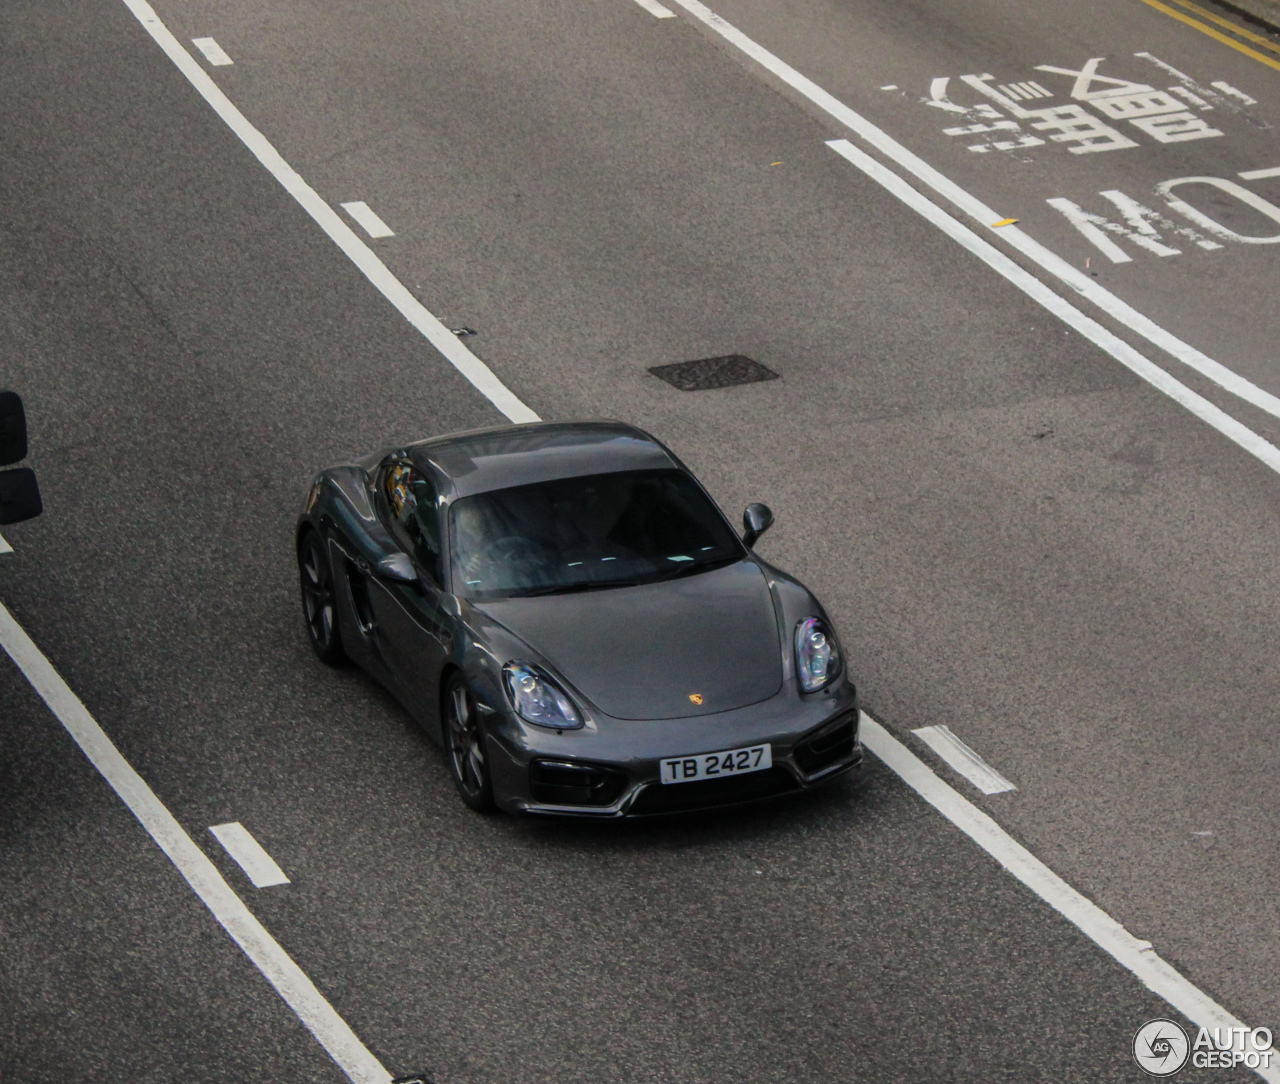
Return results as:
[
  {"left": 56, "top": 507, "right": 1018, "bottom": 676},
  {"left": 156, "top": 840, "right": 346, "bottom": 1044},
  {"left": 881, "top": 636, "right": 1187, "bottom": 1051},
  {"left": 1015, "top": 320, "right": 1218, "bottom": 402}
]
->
[{"left": 660, "top": 743, "right": 772, "bottom": 784}]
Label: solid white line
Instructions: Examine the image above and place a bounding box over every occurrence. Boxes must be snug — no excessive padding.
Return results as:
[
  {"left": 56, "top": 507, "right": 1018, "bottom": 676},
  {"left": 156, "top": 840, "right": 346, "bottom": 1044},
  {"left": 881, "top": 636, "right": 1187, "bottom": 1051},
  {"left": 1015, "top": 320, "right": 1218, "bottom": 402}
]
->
[
  {"left": 340, "top": 201, "right": 395, "bottom": 240},
  {"left": 0, "top": 531, "right": 12, "bottom": 555},
  {"left": 861, "top": 713, "right": 1280, "bottom": 1077},
  {"left": 0, "top": 600, "right": 391, "bottom": 1084},
  {"left": 631, "top": 0, "right": 677, "bottom": 17},
  {"left": 191, "top": 36, "right": 233, "bottom": 66},
  {"left": 912, "top": 725, "right": 1016, "bottom": 795},
  {"left": 827, "top": 137, "right": 1280, "bottom": 476},
  {"left": 210, "top": 822, "right": 292, "bottom": 888},
  {"left": 666, "top": 0, "right": 1280, "bottom": 426},
  {"left": 1240, "top": 166, "right": 1280, "bottom": 180},
  {"left": 119, "top": 0, "right": 538, "bottom": 426}
]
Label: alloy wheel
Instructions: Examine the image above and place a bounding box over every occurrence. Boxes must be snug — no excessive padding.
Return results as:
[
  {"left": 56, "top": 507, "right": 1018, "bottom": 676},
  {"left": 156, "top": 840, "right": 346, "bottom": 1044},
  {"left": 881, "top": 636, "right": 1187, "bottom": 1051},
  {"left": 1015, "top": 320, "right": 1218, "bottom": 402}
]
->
[
  {"left": 445, "top": 677, "right": 495, "bottom": 811},
  {"left": 299, "top": 533, "right": 345, "bottom": 665}
]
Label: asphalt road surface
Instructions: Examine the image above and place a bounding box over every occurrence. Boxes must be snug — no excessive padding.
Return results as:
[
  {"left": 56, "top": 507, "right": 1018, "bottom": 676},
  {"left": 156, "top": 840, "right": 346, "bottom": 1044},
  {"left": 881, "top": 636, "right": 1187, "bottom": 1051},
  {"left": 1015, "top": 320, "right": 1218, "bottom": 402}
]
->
[{"left": 3, "top": 0, "right": 1279, "bottom": 1080}]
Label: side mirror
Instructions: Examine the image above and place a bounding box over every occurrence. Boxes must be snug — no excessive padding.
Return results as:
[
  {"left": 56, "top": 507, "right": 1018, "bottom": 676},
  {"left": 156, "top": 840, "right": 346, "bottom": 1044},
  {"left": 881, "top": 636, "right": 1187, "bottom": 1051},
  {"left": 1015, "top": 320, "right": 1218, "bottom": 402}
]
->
[
  {"left": 0, "top": 468, "right": 43, "bottom": 525},
  {"left": 0, "top": 391, "right": 29, "bottom": 466},
  {"left": 742, "top": 502, "right": 773, "bottom": 548},
  {"left": 375, "top": 552, "right": 419, "bottom": 584}
]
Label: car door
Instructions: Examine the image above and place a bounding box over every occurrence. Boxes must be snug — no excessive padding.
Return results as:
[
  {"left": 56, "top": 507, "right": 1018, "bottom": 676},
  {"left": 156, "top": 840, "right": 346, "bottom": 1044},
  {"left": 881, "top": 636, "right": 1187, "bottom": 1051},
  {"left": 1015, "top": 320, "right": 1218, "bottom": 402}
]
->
[{"left": 368, "top": 459, "right": 449, "bottom": 727}]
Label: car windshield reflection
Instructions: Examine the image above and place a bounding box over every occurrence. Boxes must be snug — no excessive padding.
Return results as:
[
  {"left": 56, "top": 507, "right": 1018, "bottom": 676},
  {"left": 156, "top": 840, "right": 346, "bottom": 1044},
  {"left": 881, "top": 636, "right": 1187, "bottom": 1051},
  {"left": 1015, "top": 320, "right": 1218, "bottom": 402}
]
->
[{"left": 449, "top": 469, "right": 744, "bottom": 600}]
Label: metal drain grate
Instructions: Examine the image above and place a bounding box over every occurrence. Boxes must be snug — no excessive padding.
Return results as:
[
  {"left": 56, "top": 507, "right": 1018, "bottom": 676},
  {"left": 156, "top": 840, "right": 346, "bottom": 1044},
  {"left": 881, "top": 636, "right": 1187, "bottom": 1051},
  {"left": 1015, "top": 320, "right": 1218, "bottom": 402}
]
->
[{"left": 648, "top": 354, "right": 779, "bottom": 391}]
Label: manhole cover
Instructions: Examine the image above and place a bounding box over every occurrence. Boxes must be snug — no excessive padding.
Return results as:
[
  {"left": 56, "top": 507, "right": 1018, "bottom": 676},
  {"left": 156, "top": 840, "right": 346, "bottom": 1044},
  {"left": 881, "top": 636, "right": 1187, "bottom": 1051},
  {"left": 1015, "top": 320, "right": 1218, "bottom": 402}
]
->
[{"left": 648, "top": 354, "right": 779, "bottom": 391}]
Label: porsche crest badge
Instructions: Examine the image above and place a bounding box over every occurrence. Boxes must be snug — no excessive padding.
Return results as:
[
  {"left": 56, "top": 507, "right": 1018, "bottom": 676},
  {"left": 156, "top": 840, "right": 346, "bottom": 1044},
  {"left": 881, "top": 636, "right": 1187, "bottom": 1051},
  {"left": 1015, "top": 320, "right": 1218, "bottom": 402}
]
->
[{"left": 688, "top": 693, "right": 703, "bottom": 705}]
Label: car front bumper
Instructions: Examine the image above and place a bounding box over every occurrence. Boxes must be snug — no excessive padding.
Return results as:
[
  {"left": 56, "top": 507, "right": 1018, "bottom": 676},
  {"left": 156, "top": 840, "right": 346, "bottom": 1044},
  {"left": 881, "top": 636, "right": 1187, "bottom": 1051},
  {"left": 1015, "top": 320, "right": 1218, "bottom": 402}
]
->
[{"left": 483, "top": 680, "right": 861, "bottom": 817}]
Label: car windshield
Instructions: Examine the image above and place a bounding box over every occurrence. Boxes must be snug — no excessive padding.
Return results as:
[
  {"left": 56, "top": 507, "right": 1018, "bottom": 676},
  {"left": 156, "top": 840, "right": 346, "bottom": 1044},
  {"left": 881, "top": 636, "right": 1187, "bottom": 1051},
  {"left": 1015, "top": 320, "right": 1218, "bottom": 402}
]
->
[{"left": 449, "top": 469, "right": 745, "bottom": 599}]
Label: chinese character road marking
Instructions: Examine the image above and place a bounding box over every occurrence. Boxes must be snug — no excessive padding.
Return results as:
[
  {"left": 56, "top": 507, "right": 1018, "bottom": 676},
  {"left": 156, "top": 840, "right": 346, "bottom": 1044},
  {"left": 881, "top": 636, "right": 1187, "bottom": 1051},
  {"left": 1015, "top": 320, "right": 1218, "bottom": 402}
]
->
[{"left": 963, "top": 73, "right": 1137, "bottom": 153}]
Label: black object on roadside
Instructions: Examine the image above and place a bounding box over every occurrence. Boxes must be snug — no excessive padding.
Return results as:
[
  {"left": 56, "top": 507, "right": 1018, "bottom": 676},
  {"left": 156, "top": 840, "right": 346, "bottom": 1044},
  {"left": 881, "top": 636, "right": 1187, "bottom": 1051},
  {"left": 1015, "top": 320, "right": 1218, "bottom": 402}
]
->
[
  {"left": 0, "top": 390, "right": 29, "bottom": 465},
  {"left": 0, "top": 468, "right": 41, "bottom": 525},
  {"left": 0, "top": 391, "right": 42, "bottom": 525}
]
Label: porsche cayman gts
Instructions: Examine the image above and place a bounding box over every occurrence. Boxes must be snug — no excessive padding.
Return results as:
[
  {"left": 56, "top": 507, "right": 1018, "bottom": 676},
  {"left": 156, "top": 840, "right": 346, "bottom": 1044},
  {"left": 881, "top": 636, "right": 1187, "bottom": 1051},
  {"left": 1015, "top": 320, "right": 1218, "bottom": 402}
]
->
[{"left": 296, "top": 421, "right": 860, "bottom": 816}]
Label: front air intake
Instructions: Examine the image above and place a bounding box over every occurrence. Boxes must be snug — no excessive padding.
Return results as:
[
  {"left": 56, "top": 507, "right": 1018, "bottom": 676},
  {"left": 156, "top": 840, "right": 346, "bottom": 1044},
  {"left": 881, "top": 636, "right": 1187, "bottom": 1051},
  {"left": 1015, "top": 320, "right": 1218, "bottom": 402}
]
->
[
  {"left": 793, "top": 713, "right": 857, "bottom": 776},
  {"left": 529, "top": 759, "right": 628, "bottom": 807}
]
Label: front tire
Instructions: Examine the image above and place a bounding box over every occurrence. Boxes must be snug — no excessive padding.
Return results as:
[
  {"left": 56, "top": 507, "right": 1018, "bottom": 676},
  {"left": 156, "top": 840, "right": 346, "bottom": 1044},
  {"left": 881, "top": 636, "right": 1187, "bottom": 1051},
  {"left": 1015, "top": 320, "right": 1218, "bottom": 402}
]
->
[
  {"left": 298, "top": 531, "right": 346, "bottom": 666},
  {"left": 443, "top": 673, "right": 495, "bottom": 812}
]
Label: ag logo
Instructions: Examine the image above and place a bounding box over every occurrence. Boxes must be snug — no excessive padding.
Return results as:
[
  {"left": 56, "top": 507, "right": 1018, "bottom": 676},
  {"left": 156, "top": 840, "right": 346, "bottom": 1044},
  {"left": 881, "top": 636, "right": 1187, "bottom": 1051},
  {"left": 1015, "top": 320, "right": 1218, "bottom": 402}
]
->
[
  {"left": 688, "top": 693, "right": 703, "bottom": 704},
  {"left": 1134, "top": 1019, "right": 1190, "bottom": 1076}
]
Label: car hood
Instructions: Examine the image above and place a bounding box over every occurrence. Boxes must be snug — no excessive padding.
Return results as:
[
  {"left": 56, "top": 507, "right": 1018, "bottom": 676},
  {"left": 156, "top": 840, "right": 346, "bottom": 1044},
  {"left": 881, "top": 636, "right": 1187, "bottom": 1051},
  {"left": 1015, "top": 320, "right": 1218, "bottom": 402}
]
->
[{"left": 473, "top": 560, "right": 783, "bottom": 720}]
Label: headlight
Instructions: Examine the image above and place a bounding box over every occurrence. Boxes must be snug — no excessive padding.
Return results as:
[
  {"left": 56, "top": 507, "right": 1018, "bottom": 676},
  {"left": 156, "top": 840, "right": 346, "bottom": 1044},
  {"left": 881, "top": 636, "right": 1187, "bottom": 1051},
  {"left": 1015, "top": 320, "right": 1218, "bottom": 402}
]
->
[
  {"left": 795, "top": 617, "right": 840, "bottom": 692},
  {"left": 503, "top": 663, "right": 583, "bottom": 729}
]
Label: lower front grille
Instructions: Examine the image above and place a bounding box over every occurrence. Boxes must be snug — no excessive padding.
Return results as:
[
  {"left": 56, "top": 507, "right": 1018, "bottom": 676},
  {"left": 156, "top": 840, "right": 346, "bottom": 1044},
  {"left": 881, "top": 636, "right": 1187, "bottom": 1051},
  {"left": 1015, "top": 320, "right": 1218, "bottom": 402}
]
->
[
  {"left": 627, "top": 766, "right": 799, "bottom": 815},
  {"left": 793, "top": 714, "right": 857, "bottom": 776},
  {"left": 529, "top": 759, "right": 628, "bottom": 807}
]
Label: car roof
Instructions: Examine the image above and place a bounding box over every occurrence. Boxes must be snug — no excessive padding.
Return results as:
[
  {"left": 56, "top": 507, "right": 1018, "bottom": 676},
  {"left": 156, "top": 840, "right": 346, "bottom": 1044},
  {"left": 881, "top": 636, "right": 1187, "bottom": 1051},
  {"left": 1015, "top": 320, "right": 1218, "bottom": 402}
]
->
[{"left": 408, "top": 421, "right": 681, "bottom": 498}]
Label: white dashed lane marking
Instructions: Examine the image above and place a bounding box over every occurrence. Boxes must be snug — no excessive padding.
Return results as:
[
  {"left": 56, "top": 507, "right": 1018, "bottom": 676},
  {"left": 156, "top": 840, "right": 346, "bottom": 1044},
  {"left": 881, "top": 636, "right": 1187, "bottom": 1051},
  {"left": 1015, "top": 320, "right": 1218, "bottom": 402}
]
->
[
  {"left": 862, "top": 713, "right": 1278, "bottom": 1076},
  {"left": 0, "top": 599, "right": 391, "bottom": 1084},
  {"left": 631, "top": 0, "right": 677, "bottom": 17},
  {"left": 339, "top": 201, "right": 395, "bottom": 240},
  {"left": 1212, "top": 80, "right": 1257, "bottom": 105},
  {"left": 210, "top": 822, "right": 291, "bottom": 888},
  {"left": 191, "top": 37, "right": 233, "bottom": 66},
  {"left": 123, "top": 0, "right": 537, "bottom": 424},
  {"left": 911, "top": 724, "right": 1017, "bottom": 795}
]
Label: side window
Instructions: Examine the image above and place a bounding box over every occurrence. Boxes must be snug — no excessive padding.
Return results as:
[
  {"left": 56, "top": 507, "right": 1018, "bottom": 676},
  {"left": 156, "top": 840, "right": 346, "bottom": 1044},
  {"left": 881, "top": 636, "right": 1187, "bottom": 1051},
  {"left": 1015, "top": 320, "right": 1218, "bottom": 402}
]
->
[{"left": 383, "top": 461, "right": 442, "bottom": 579}]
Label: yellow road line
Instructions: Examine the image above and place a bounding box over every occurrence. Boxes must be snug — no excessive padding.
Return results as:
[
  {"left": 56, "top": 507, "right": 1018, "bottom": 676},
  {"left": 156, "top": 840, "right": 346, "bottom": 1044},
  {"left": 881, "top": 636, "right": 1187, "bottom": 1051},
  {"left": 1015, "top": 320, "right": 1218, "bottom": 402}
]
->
[
  {"left": 1169, "top": 0, "right": 1280, "bottom": 54},
  {"left": 1135, "top": 0, "right": 1280, "bottom": 70}
]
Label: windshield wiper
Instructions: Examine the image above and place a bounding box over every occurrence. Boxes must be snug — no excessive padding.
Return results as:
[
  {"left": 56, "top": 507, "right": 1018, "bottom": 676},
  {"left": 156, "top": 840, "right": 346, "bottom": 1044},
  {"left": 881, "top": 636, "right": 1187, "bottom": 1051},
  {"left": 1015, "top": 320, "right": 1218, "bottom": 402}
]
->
[
  {"left": 648, "top": 554, "right": 740, "bottom": 583},
  {"left": 504, "top": 577, "right": 644, "bottom": 598},
  {"left": 494, "top": 555, "right": 740, "bottom": 598}
]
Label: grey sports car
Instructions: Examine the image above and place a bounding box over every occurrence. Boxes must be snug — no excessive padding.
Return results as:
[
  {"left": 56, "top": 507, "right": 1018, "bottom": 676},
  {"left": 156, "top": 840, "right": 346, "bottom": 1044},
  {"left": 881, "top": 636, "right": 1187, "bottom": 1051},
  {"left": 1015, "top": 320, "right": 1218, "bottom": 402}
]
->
[{"left": 296, "top": 421, "right": 860, "bottom": 816}]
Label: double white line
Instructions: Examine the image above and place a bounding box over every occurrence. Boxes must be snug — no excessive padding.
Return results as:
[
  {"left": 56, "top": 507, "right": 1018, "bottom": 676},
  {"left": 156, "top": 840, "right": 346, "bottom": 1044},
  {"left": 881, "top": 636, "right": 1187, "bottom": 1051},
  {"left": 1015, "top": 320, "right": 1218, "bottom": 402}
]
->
[{"left": 666, "top": 0, "right": 1280, "bottom": 476}]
